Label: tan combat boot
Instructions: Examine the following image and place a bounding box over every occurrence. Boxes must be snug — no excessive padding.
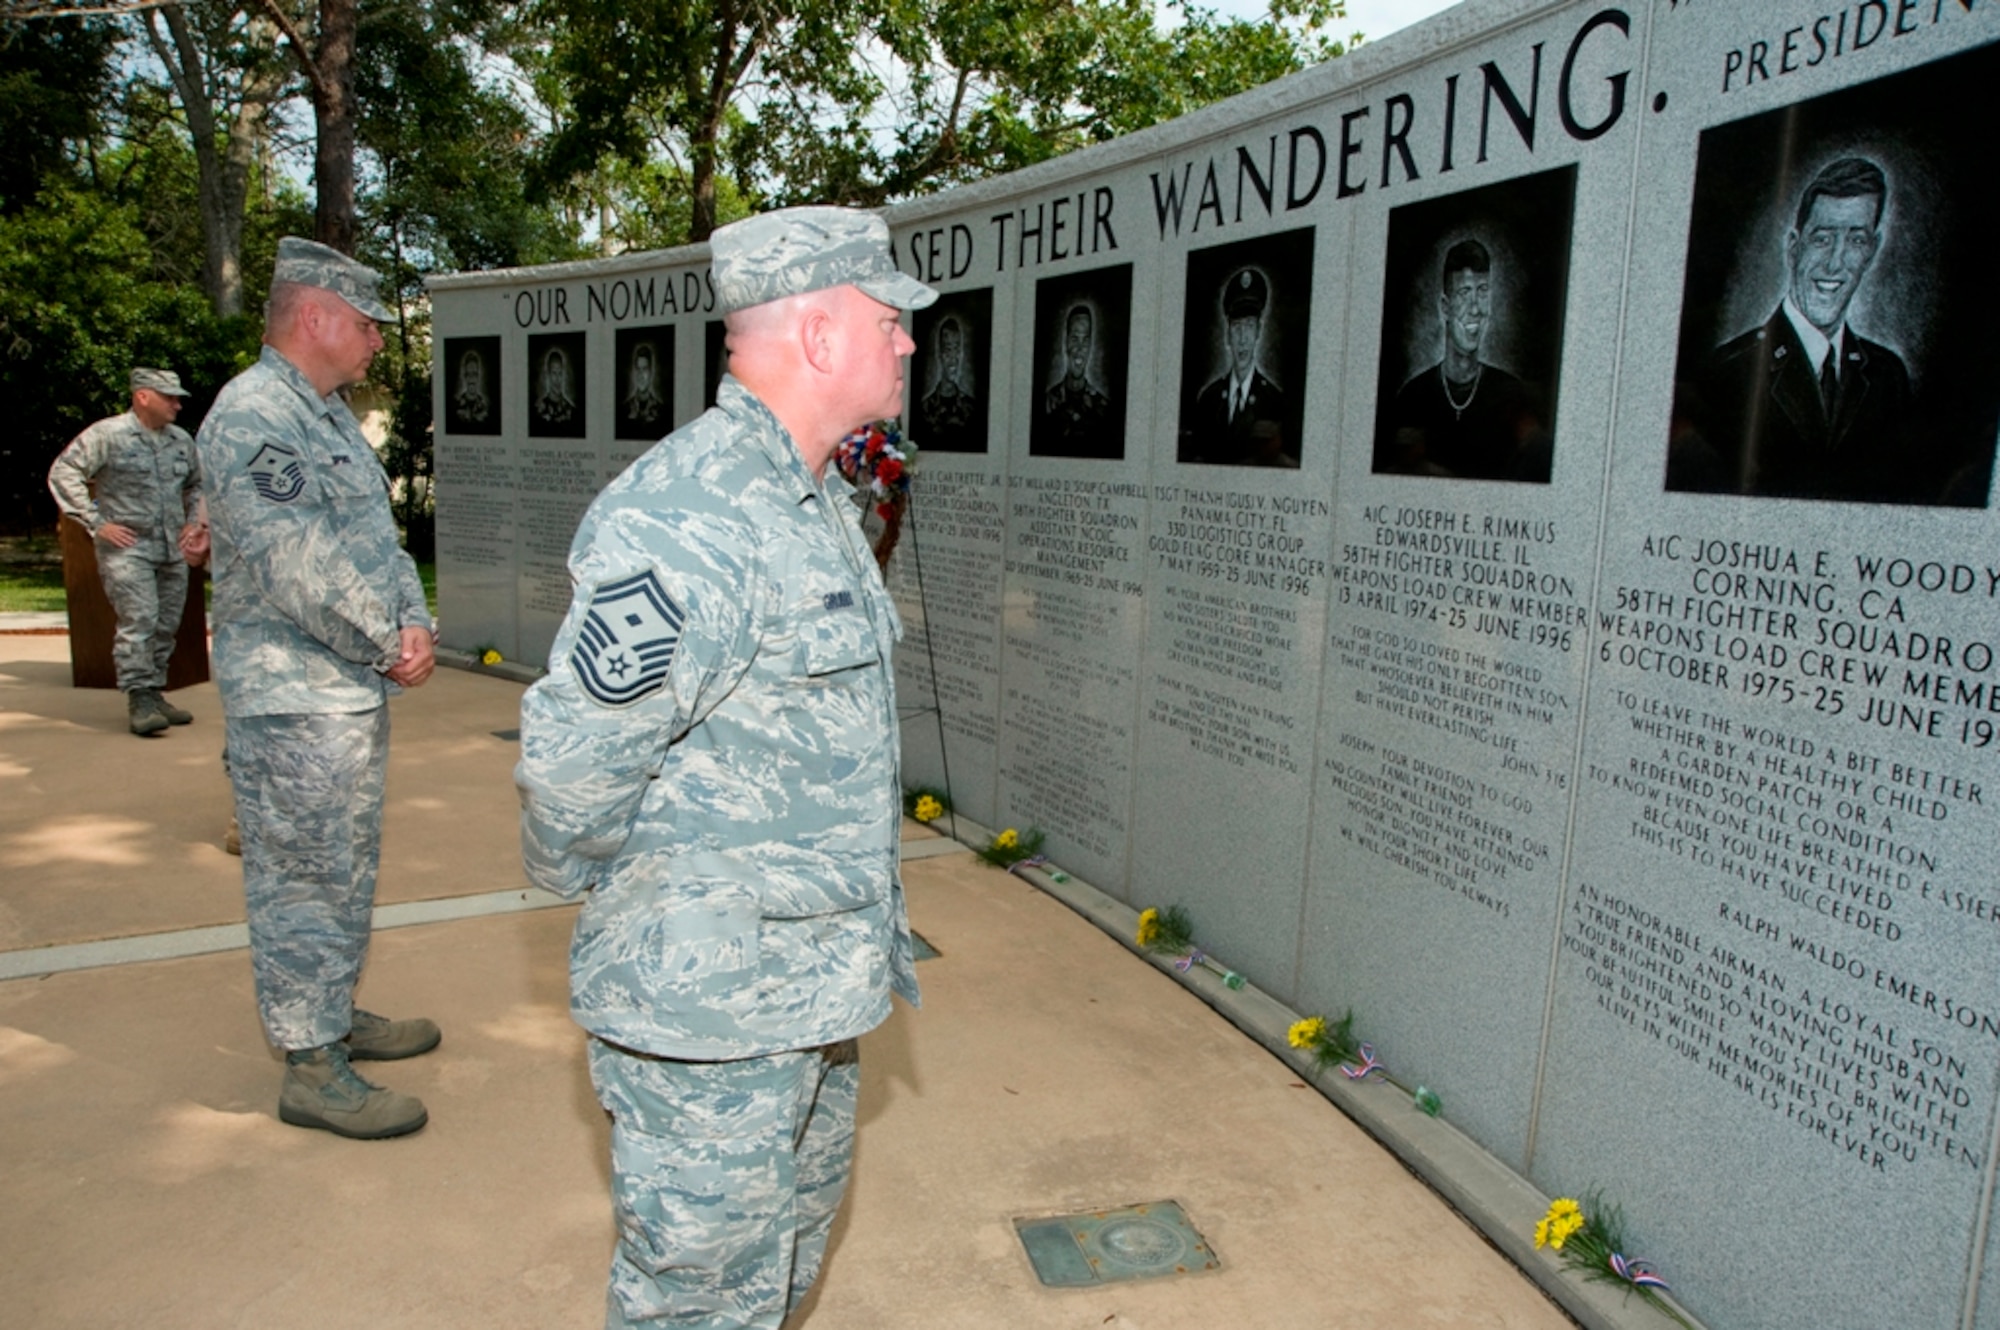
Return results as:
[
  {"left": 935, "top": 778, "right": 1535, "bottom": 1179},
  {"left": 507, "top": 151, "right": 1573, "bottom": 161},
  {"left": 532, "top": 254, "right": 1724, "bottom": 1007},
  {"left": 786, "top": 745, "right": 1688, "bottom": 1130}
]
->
[
  {"left": 126, "top": 690, "right": 169, "bottom": 737},
  {"left": 279, "top": 1044, "right": 428, "bottom": 1139},
  {"left": 146, "top": 688, "right": 193, "bottom": 725},
  {"left": 345, "top": 1008, "right": 442, "bottom": 1061}
]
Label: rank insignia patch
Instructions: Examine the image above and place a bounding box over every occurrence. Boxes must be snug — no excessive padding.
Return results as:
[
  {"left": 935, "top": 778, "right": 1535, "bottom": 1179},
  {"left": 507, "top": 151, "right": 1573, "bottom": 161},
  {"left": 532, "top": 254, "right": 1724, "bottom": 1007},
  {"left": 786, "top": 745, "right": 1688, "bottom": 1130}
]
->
[
  {"left": 247, "top": 443, "right": 307, "bottom": 503},
  {"left": 572, "top": 569, "right": 685, "bottom": 706}
]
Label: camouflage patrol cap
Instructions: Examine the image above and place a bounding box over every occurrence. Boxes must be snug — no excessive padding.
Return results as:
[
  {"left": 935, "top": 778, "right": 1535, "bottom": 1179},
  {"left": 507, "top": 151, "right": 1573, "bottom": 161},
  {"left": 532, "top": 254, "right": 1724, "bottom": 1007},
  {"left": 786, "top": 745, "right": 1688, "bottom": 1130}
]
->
[
  {"left": 130, "top": 367, "right": 190, "bottom": 397},
  {"left": 272, "top": 235, "right": 393, "bottom": 321},
  {"left": 710, "top": 206, "right": 936, "bottom": 315},
  {"left": 1222, "top": 268, "right": 1269, "bottom": 319}
]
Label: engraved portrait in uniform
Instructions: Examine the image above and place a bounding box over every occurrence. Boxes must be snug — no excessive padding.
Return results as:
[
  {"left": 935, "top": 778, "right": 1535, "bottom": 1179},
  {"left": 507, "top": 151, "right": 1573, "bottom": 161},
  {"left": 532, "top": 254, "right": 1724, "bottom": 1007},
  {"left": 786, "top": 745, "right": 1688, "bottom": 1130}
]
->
[
  {"left": 442, "top": 335, "right": 501, "bottom": 436},
  {"left": 912, "top": 288, "right": 992, "bottom": 453},
  {"left": 1665, "top": 44, "right": 2000, "bottom": 508},
  {"left": 615, "top": 325, "right": 674, "bottom": 441},
  {"left": 1177, "top": 228, "right": 1314, "bottom": 468},
  {"left": 528, "top": 330, "right": 587, "bottom": 439},
  {"left": 1372, "top": 166, "right": 1574, "bottom": 484},
  {"left": 1030, "top": 264, "right": 1131, "bottom": 460},
  {"left": 703, "top": 319, "right": 728, "bottom": 410}
]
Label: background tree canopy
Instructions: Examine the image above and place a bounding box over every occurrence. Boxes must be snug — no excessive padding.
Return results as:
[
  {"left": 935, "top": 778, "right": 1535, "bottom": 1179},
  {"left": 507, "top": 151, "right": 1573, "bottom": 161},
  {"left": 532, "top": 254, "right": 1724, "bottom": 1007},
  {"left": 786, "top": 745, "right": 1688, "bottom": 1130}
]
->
[{"left": 0, "top": 0, "right": 1356, "bottom": 535}]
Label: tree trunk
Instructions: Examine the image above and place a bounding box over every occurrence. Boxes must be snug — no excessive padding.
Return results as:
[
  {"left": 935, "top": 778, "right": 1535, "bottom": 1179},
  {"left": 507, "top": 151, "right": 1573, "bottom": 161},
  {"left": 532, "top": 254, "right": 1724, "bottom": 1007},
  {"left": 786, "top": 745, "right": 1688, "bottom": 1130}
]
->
[
  {"left": 216, "top": 21, "right": 285, "bottom": 314},
  {"left": 687, "top": 14, "right": 734, "bottom": 244},
  {"left": 149, "top": 6, "right": 229, "bottom": 314},
  {"left": 689, "top": 127, "right": 718, "bottom": 242},
  {"left": 148, "top": 5, "right": 284, "bottom": 319},
  {"left": 312, "top": 0, "right": 359, "bottom": 254}
]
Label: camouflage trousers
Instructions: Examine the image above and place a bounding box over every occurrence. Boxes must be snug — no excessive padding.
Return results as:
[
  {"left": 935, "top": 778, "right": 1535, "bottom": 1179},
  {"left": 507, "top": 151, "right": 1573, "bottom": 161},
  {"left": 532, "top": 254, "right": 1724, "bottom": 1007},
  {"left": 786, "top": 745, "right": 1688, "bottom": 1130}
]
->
[
  {"left": 587, "top": 1038, "right": 861, "bottom": 1329},
  {"left": 97, "top": 540, "right": 187, "bottom": 692},
  {"left": 227, "top": 707, "right": 389, "bottom": 1050}
]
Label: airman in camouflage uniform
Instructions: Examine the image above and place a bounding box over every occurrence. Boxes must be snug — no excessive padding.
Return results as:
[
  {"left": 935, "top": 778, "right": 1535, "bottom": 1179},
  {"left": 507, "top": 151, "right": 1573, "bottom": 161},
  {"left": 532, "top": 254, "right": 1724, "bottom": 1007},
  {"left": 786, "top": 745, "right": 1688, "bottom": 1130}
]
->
[
  {"left": 517, "top": 206, "right": 933, "bottom": 1328},
  {"left": 47, "top": 367, "right": 205, "bottom": 735},
  {"left": 198, "top": 237, "right": 442, "bottom": 1140}
]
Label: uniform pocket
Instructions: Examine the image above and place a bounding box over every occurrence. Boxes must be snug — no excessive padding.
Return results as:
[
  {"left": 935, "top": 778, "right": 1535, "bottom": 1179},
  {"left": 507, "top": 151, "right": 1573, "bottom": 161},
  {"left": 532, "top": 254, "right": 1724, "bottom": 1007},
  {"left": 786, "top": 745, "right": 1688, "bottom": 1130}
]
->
[{"left": 797, "top": 607, "right": 880, "bottom": 678}]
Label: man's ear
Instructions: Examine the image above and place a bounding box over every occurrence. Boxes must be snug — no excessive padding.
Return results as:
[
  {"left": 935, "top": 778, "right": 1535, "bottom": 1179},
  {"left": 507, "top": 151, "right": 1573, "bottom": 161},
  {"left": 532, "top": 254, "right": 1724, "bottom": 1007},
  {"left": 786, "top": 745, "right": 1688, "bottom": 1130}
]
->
[{"left": 799, "top": 302, "right": 837, "bottom": 375}]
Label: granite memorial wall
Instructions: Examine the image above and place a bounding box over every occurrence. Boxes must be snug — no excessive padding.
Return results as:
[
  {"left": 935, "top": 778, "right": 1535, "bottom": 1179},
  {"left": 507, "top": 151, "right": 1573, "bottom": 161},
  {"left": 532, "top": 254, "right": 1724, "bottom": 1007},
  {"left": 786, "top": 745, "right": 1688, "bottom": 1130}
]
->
[{"left": 430, "top": 3, "right": 2000, "bottom": 1324}]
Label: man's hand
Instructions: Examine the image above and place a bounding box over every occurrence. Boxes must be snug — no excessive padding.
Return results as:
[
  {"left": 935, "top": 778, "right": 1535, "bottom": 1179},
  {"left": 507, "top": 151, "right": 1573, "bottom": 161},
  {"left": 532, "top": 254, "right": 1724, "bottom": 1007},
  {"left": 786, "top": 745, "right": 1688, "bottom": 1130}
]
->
[
  {"left": 387, "top": 625, "right": 436, "bottom": 688},
  {"left": 97, "top": 522, "right": 137, "bottom": 549},
  {"left": 178, "top": 521, "right": 210, "bottom": 568}
]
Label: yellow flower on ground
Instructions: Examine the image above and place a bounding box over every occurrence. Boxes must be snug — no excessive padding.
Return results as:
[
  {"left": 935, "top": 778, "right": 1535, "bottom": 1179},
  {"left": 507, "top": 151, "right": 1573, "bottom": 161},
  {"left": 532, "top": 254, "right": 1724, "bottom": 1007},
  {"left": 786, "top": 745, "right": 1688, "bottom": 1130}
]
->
[
  {"left": 1136, "top": 907, "right": 1159, "bottom": 947},
  {"left": 1288, "top": 1016, "right": 1328, "bottom": 1050},
  {"left": 914, "top": 795, "right": 942, "bottom": 823},
  {"left": 481, "top": 649, "right": 502, "bottom": 666},
  {"left": 1536, "top": 1199, "right": 1583, "bottom": 1249},
  {"left": 994, "top": 828, "right": 1019, "bottom": 850},
  {"left": 1543, "top": 1209, "right": 1584, "bottom": 1251}
]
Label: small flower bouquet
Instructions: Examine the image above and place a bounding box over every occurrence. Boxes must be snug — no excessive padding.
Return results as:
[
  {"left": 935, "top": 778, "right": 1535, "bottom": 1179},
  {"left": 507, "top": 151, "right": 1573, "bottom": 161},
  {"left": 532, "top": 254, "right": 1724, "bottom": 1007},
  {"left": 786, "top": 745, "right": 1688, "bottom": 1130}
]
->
[
  {"left": 1286, "top": 1011, "right": 1443, "bottom": 1116},
  {"left": 975, "top": 825, "right": 1044, "bottom": 868},
  {"left": 1135, "top": 905, "right": 1194, "bottom": 954},
  {"left": 1287, "top": 1011, "right": 1360, "bottom": 1068},
  {"left": 834, "top": 419, "right": 915, "bottom": 571},
  {"left": 1136, "top": 905, "right": 1245, "bottom": 989},
  {"left": 1534, "top": 1193, "right": 1690, "bottom": 1326},
  {"left": 903, "top": 786, "right": 951, "bottom": 823}
]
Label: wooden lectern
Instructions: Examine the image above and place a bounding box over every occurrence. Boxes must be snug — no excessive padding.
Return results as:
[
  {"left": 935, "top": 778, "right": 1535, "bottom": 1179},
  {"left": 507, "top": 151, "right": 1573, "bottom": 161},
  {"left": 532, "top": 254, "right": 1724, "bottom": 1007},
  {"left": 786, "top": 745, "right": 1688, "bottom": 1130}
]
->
[{"left": 58, "top": 517, "right": 210, "bottom": 690}]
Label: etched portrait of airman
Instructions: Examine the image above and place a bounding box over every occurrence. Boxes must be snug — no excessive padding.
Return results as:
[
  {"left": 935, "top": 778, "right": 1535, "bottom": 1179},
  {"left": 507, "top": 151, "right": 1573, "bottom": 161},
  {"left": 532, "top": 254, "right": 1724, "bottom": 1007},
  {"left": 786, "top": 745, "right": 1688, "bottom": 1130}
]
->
[
  {"left": 442, "top": 335, "right": 501, "bottom": 436},
  {"left": 1178, "top": 228, "right": 1313, "bottom": 468},
  {"left": 1381, "top": 239, "right": 1547, "bottom": 481},
  {"left": 1664, "top": 47, "right": 1999, "bottom": 507},
  {"left": 1030, "top": 264, "right": 1130, "bottom": 460},
  {"left": 615, "top": 325, "right": 674, "bottom": 441},
  {"left": 912, "top": 288, "right": 993, "bottom": 453},
  {"left": 528, "top": 330, "right": 587, "bottom": 439},
  {"left": 1371, "top": 166, "right": 1572, "bottom": 485}
]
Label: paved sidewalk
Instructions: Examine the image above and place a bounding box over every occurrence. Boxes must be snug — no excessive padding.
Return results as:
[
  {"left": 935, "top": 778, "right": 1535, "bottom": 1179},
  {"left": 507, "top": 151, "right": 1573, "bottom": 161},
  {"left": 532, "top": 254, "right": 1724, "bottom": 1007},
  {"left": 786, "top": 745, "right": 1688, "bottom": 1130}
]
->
[
  {"left": 0, "top": 632, "right": 1575, "bottom": 1329},
  {"left": 0, "top": 611, "right": 70, "bottom": 633}
]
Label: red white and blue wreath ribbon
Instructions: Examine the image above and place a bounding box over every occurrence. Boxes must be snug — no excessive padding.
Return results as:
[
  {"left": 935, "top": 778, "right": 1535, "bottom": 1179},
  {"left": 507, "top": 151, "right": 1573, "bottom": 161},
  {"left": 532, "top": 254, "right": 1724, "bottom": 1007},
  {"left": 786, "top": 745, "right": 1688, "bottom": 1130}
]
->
[
  {"left": 1609, "top": 1253, "right": 1670, "bottom": 1291},
  {"left": 1175, "top": 949, "right": 1206, "bottom": 973},
  {"left": 1340, "top": 1043, "right": 1385, "bottom": 1080},
  {"left": 1004, "top": 854, "right": 1047, "bottom": 880}
]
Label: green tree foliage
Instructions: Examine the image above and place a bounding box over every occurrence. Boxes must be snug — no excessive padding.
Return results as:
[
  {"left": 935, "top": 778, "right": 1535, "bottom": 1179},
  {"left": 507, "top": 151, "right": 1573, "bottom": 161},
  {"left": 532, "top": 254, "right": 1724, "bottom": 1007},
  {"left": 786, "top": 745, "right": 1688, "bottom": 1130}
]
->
[
  {"left": 357, "top": 0, "right": 581, "bottom": 277},
  {"left": 0, "top": 0, "right": 1358, "bottom": 534},
  {"left": 0, "top": 62, "right": 307, "bottom": 533},
  {"left": 140, "top": 1, "right": 292, "bottom": 314},
  {"left": 531, "top": 0, "right": 1358, "bottom": 245},
  {"left": 528, "top": 0, "right": 882, "bottom": 243},
  {"left": 0, "top": 17, "right": 116, "bottom": 212},
  {"left": 355, "top": 0, "right": 588, "bottom": 553},
  {"left": 772, "top": 0, "right": 1357, "bottom": 202},
  {"left": 0, "top": 181, "right": 251, "bottom": 531}
]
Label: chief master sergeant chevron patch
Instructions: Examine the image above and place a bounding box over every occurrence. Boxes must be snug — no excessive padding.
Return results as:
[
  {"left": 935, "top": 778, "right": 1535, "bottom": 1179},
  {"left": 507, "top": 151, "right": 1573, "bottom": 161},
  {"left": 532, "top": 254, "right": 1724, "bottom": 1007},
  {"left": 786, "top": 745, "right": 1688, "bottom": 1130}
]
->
[
  {"left": 246, "top": 442, "right": 307, "bottom": 503},
  {"left": 571, "top": 569, "right": 685, "bottom": 706}
]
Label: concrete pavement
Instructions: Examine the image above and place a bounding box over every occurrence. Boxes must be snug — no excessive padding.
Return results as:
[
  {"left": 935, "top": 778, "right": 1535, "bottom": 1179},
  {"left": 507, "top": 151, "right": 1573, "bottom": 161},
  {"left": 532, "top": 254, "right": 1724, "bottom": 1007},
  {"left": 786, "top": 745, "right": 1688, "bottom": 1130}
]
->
[{"left": 0, "top": 631, "right": 1578, "bottom": 1329}]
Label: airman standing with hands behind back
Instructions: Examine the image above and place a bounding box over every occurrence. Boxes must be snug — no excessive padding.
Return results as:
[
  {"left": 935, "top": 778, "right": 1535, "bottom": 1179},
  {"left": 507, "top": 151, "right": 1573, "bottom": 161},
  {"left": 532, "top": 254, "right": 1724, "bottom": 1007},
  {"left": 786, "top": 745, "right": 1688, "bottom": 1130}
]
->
[{"left": 517, "top": 206, "right": 931, "bottom": 1329}]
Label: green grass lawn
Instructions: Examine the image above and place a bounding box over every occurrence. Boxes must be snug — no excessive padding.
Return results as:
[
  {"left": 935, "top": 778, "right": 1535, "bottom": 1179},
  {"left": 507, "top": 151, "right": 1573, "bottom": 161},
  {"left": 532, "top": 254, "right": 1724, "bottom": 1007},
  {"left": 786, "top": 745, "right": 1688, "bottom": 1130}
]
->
[
  {"left": 0, "top": 561, "right": 67, "bottom": 613},
  {"left": 0, "top": 543, "right": 439, "bottom": 617}
]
